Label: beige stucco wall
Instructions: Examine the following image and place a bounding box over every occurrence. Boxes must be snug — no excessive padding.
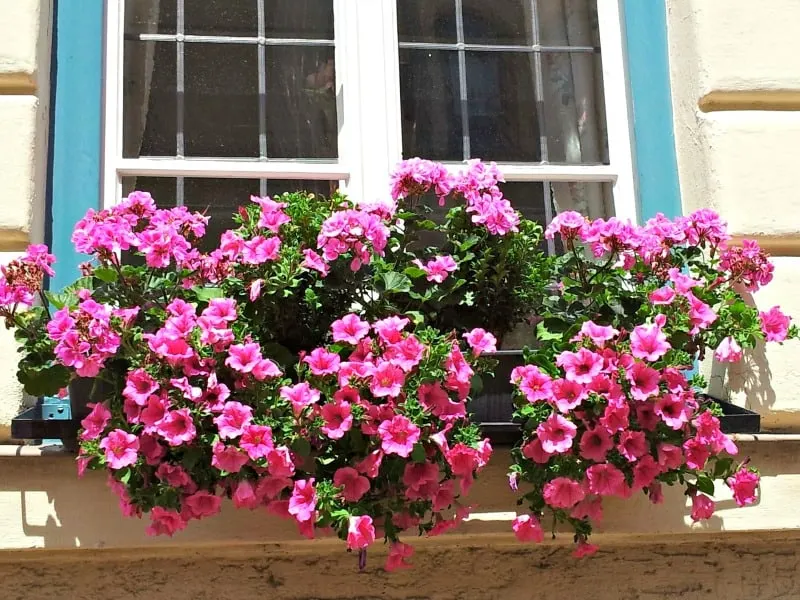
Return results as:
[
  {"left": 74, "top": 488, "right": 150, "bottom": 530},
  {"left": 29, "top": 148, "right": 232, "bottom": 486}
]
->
[
  {"left": 667, "top": 0, "right": 800, "bottom": 430},
  {"left": 0, "top": 0, "right": 50, "bottom": 442}
]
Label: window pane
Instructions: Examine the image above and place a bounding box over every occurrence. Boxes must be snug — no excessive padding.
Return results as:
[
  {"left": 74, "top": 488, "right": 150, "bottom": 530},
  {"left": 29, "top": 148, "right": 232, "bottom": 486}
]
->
[
  {"left": 265, "top": 0, "right": 334, "bottom": 39},
  {"left": 397, "top": 0, "right": 456, "bottom": 44},
  {"left": 399, "top": 49, "right": 462, "bottom": 161},
  {"left": 265, "top": 46, "right": 338, "bottom": 159},
  {"left": 123, "top": 41, "right": 177, "bottom": 157},
  {"left": 124, "top": 1, "right": 176, "bottom": 35},
  {"left": 185, "top": 44, "right": 260, "bottom": 157},
  {"left": 122, "top": 3, "right": 337, "bottom": 160},
  {"left": 466, "top": 52, "right": 539, "bottom": 161},
  {"left": 120, "top": 177, "right": 339, "bottom": 253},
  {"left": 461, "top": 0, "right": 532, "bottom": 46},
  {"left": 542, "top": 52, "right": 608, "bottom": 164},
  {"left": 185, "top": 1, "right": 258, "bottom": 37},
  {"left": 538, "top": 0, "right": 599, "bottom": 47}
]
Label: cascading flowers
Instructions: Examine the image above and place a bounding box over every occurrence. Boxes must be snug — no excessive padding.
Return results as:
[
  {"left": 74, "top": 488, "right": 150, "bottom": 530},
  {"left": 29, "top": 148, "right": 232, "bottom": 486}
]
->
[{"left": 509, "top": 209, "right": 796, "bottom": 556}]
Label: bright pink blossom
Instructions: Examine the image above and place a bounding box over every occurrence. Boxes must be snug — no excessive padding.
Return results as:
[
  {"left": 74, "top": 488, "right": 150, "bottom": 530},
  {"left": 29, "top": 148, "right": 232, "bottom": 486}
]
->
[
  {"left": 303, "top": 347, "right": 341, "bottom": 376},
  {"left": 586, "top": 463, "right": 627, "bottom": 497},
  {"left": 574, "top": 321, "right": 619, "bottom": 347},
  {"left": 280, "top": 382, "right": 321, "bottom": 415},
  {"left": 760, "top": 306, "right": 791, "bottom": 342},
  {"left": 690, "top": 492, "right": 715, "bottom": 522},
  {"left": 579, "top": 427, "right": 613, "bottom": 462},
  {"left": 511, "top": 365, "right": 553, "bottom": 403},
  {"left": 462, "top": 328, "right": 497, "bottom": 356},
  {"left": 331, "top": 313, "right": 371, "bottom": 345},
  {"left": 346, "top": 515, "right": 375, "bottom": 550},
  {"left": 536, "top": 413, "right": 577, "bottom": 454},
  {"left": 146, "top": 507, "right": 187, "bottom": 537},
  {"left": 211, "top": 442, "right": 248, "bottom": 473},
  {"left": 80, "top": 402, "right": 111, "bottom": 441},
  {"left": 714, "top": 336, "right": 743, "bottom": 363},
  {"left": 512, "top": 514, "right": 544, "bottom": 543},
  {"left": 183, "top": 491, "right": 222, "bottom": 519},
  {"left": 333, "top": 467, "right": 370, "bottom": 502},
  {"left": 726, "top": 469, "right": 759, "bottom": 507},
  {"left": 99, "top": 429, "right": 139, "bottom": 469},
  {"left": 157, "top": 408, "right": 197, "bottom": 446},
  {"left": 239, "top": 424, "right": 274, "bottom": 460},
  {"left": 288, "top": 478, "right": 317, "bottom": 523},
  {"left": 617, "top": 430, "right": 648, "bottom": 462},
  {"left": 543, "top": 477, "right": 585, "bottom": 509},
  {"left": 320, "top": 400, "right": 353, "bottom": 439},
  {"left": 213, "top": 401, "right": 253, "bottom": 440},
  {"left": 370, "top": 361, "right": 406, "bottom": 398},
  {"left": 378, "top": 415, "right": 420, "bottom": 457},
  {"left": 414, "top": 255, "right": 458, "bottom": 283},
  {"left": 556, "top": 348, "right": 604, "bottom": 384},
  {"left": 630, "top": 319, "right": 671, "bottom": 361}
]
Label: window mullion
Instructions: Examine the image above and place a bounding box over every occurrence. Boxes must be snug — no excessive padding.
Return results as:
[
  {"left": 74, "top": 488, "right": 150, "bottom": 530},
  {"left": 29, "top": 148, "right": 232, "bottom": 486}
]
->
[
  {"left": 597, "top": 0, "right": 638, "bottom": 222},
  {"left": 103, "top": 0, "right": 125, "bottom": 209},
  {"left": 338, "top": 0, "right": 402, "bottom": 203}
]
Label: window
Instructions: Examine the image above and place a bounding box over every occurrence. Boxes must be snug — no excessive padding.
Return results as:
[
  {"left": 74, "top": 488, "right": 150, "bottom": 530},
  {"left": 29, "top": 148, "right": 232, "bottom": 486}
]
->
[{"left": 104, "top": 0, "right": 636, "bottom": 255}]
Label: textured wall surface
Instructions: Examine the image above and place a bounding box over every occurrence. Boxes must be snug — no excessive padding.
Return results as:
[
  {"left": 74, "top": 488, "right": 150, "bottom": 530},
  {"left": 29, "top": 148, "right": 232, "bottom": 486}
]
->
[
  {"left": 0, "top": 0, "right": 50, "bottom": 440},
  {"left": 667, "top": 0, "right": 800, "bottom": 430}
]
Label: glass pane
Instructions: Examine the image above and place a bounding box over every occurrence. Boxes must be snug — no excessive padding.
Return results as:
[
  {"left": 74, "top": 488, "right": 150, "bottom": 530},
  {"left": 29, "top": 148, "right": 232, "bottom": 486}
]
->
[
  {"left": 184, "top": 44, "right": 260, "bottom": 157},
  {"left": 185, "top": 0, "right": 258, "bottom": 37},
  {"left": 462, "top": 0, "right": 532, "bottom": 46},
  {"left": 501, "top": 181, "right": 546, "bottom": 224},
  {"left": 397, "top": 0, "right": 456, "bottom": 44},
  {"left": 399, "top": 49, "right": 462, "bottom": 161},
  {"left": 550, "top": 181, "right": 613, "bottom": 221},
  {"left": 124, "top": 41, "right": 177, "bottom": 157},
  {"left": 120, "top": 177, "right": 340, "bottom": 253},
  {"left": 466, "top": 52, "right": 539, "bottom": 161},
  {"left": 124, "top": 1, "right": 176, "bottom": 36},
  {"left": 265, "top": 0, "right": 334, "bottom": 39},
  {"left": 265, "top": 46, "right": 338, "bottom": 159},
  {"left": 542, "top": 52, "right": 608, "bottom": 164},
  {"left": 538, "top": 0, "right": 599, "bottom": 47}
]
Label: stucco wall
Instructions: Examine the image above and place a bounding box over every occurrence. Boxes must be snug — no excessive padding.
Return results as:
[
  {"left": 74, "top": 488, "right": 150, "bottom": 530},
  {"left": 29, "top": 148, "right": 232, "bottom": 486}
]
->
[
  {"left": 0, "top": 0, "right": 50, "bottom": 441},
  {"left": 666, "top": 0, "right": 800, "bottom": 430}
]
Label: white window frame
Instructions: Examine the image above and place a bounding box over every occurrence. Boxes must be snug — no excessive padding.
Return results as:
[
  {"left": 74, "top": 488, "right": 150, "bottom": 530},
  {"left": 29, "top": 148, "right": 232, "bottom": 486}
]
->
[{"left": 102, "top": 0, "right": 637, "bottom": 224}]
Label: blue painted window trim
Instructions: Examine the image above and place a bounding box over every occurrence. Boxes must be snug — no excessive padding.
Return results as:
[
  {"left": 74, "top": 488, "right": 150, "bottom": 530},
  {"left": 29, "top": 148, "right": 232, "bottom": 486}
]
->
[{"left": 622, "top": 0, "right": 682, "bottom": 220}]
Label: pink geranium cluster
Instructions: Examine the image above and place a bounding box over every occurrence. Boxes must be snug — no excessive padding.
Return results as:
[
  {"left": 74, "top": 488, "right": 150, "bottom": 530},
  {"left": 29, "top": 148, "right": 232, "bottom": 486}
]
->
[
  {"left": 0, "top": 244, "right": 55, "bottom": 312},
  {"left": 390, "top": 158, "right": 519, "bottom": 236},
  {"left": 316, "top": 206, "right": 391, "bottom": 272}
]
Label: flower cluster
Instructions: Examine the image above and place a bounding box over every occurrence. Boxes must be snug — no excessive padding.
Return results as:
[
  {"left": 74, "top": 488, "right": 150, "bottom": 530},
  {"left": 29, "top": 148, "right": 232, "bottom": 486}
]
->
[
  {"left": 0, "top": 244, "right": 55, "bottom": 312},
  {"left": 77, "top": 314, "right": 491, "bottom": 571},
  {"left": 513, "top": 208, "right": 797, "bottom": 554}
]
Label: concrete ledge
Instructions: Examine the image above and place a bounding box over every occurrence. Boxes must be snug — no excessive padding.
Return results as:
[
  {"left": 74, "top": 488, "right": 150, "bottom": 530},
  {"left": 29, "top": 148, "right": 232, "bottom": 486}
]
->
[
  {"left": 0, "top": 443, "right": 798, "bottom": 551},
  {"left": 0, "top": 73, "right": 36, "bottom": 95}
]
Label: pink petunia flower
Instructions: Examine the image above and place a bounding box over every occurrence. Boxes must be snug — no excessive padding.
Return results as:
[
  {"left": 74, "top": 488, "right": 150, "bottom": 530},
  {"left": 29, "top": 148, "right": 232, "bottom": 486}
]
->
[
  {"left": 372, "top": 315, "right": 409, "bottom": 344},
  {"left": 586, "top": 463, "right": 627, "bottom": 497},
  {"left": 211, "top": 442, "right": 248, "bottom": 473},
  {"left": 99, "top": 429, "right": 139, "bottom": 469},
  {"left": 385, "top": 542, "right": 414, "bottom": 571},
  {"left": 627, "top": 362, "right": 661, "bottom": 401},
  {"left": 574, "top": 321, "right": 619, "bottom": 347},
  {"left": 303, "top": 347, "right": 341, "bottom": 376},
  {"left": 146, "top": 507, "right": 187, "bottom": 537},
  {"left": 320, "top": 400, "right": 353, "bottom": 439},
  {"left": 333, "top": 467, "right": 370, "bottom": 502},
  {"left": 370, "top": 361, "right": 406, "bottom": 398},
  {"left": 463, "top": 328, "right": 497, "bottom": 356},
  {"left": 80, "top": 402, "right": 111, "bottom": 441},
  {"left": 331, "top": 313, "right": 371, "bottom": 345},
  {"left": 280, "top": 382, "right": 321, "bottom": 416},
  {"left": 579, "top": 427, "right": 613, "bottom": 462},
  {"left": 714, "top": 336, "right": 743, "bottom": 363},
  {"left": 512, "top": 514, "right": 544, "bottom": 543},
  {"left": 542, "top": 477, "right": 585, "bottom": 509},
  {"left": 213, "top": 401, "right": 254, "bottom": 440},
  {"left": 726, "top": 469, "right": 759, "bottom": 507},
  {"left": 618, "top": 430, "right": 648, "bottom": 462},
  {"left": 556, "top": 348, "right": 604, "bottom": 384},
  {"left": 536, "top": 413, "right": 577, "bottom": 454},
  {"left": 346, "top": 515, "right": 375, "bottom": 550},
  {"left": 378, "top": 415, "right": 420, "bottom": 457},
  {"left": 288, "top": 478, "right": 317, "bottom": 523},
  {"left": 182, "top": 491, "right": 222, "bottom": 520},
  {"left": 630, "top": 318, "right": 671, "bottom": 361},
  {"left": 239, "top": 424, "right": 274, "bottom": 460},
  {"left": 511, "top": 365, "right": 553, "bottom": 403},
  {"left": 414, "top": 255, "right": 458, "bottom": 283},
  {"left": 157, "top": 408, "right": 197, "bottom": 446},
  {"left": 655, "top": 393, "right": 691, "bottom": 430},
  {"left": 690, "top": 492, "right": 715, "bottom": 522}
]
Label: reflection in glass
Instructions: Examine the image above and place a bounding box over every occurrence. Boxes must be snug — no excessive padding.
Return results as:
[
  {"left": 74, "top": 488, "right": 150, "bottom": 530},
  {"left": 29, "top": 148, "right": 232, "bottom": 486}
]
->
[
  {"left": 397, "top": 0, "right": 456, "bottom": 44},
  {"left": 265, "top": 46, "right": 338, "bottom": 159},
  {"left": 538, "top": 0, "right": 599, "bottom": 47},
  {"left": 265, "top": 0, "right": 335, "bottom": 39},
  {"left": 185, "top": 44, "right": 260, "bottom": 157},
  {"left": 461, "top": 0, "right": 531, "bottom": 45},
  {"left": 185, "top": 1, "right": 258, "bottom": 36}
]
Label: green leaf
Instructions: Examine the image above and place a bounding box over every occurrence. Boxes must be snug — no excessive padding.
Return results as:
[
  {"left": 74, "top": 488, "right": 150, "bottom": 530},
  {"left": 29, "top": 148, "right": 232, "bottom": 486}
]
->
[
  {"left": 411, "top": 443, "right": 426, "bottom": 463},
  {"left": 380, "top": 271, "right": 412, "bottom": 294},
  {"left": 695, "top": 475, "right": 715, "bottom": 496},
  {"left": 403, "top": 266, "right": 427, "bottom": 279},
  {"left": 93, "top": 267, "right": 118, "bottom": 284},
  {"left": 536, "top": 321, "right": 561, "bottom": 342},
  {"left": 261, "top": 342, "right": 296, "bottom": 368},
  {"left": 193, "top": 286, "right": 224, "bottom": 301},
  {"left": 712, "top": 457, "right": 734, "bottom": 479},
  {"left": 119, "top": 468, "right": 131, "bottom": 484}
]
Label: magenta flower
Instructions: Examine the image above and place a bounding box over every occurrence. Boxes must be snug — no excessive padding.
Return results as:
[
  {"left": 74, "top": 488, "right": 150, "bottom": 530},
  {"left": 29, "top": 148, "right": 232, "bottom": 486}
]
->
[
  {"left": 630, "top": 320, "right": 671, "bottom": 361},
  {"left": 556, "top": 348, "right": 604, "bottom": 384},
  {"left": 211, "top": 442, "right": 248, "bottom": 473},
  {"left": 512, "top": 514, "right": 544, "bottom": 543},
  {"left": 320, "top": 400, "right": 353, "bottom": 439},
  {"left": 99, "top": 429, "right": 140, "bottom": 469},
  {"left": 617, "top": 430, "right": 648, "bottom": 462},
  {"left": 714, "top": 336, "right": 743, "bottom": 363},
  {"left": 551, "top": 378, "right": 588, "bottom": 412},
  {"left": 303, "top": 347, "right": 341, "bottom": 376},
  {"left": 627, "top": 362, "right": 660, "bottom": 401},
  {"left": 301, "top": 248, "right": 329, "bottom": 276},
  {"left": 574, "top": 321, "right": 619, "bottom": 347},
  {"left": 536, "top": 413, "right": 577, "bottom": 454},
  {"left": 545, "top": 210, "right": 587, "bottom": 240},
  {"left": 511, "top": 365, "right": 553, "bottom": 403},
  {"left": 385, "top": 542, "right": 414, "bottom": 571},
  {"left": 579, "top": 427, "right": 613, "bottom": 462},
  {"left": 239, "top": 424, "right": 274, "bottom": 460},
  {"left": 146, "top": 507, "right": 187, "bottom": 537},
  {"left": 370, "top": 361, "right": 406, "bottom": 398},
  {"left": 683, "top": 438, "right": 710, "bottom": 470},
  {"left": 690, "top": 492, "right": 715, "bottom": 522},
  {"left": 378, "top": 415, "right": 420, "bottom": 457},
  {"left": 657, "top": 443, "right": 684, "bottom": 471},
  {"left": 346, "top": 515, "right": 375, "bottom": 550},
  {"left": 655, "top": 393, "right": 690, "bottom": 430},
  {"left": 123, "top": 369, "right": 159, "bottom": 406},
  {"left": 331, "top": 313, "right": 371, "bottom": 345},
  {"left": 183, "top": 491, "right": 222, "bottom": 520},
  {"left": 760, "top": 306, "right": 791, "bottom": 342},
  {"left": 542, "top": 477, "right": 585, "bottom": 509},
  {"left": 280, "top": 382, "right": 321, "bottom": 416},
  {"left": 462, "top": 328, "right": 497, "bottom": 356},
  {"left": 225, "top": 342, "right": 263, "bottom": 374},
  {"left": 686, "top": 292, "right": 718, "bottom": 333},
  {"left": 414, "top": 255, "right": 458, "bottom": 283},
  {"left": 333, "top": 467, "right": 370, "bottom": 502},
  {"left": 80, "top": 402, "right": 111, "bottom": 441},
  {"left": 633, "top": 455, "right": 661, "bottom": 490},
  {"left": 372, "top": 315, "right": 410, "bottom": 344},
  {"left": 726, "top": 469, "right": 759, "bottom": 507},
  {"left": 649, "top": 286, "right": 677, "bottom": 305},
  {"left": 384, "top": 335, "right": 426, "bottom": 371},
  {"left": 586, "top": 463, "right": 627, "bottom": 497},
  {"left": 157, "top": 408, "right": 197, "bottom": 446},
  {"left": 213, "top": 401, "right": 254, "bottom": 440},
  {"left": 232, "top": 480, "right": 260, "bottom": 509},
  {"left": 288, "top": 478, "right": 317, "bottom": 523}
]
